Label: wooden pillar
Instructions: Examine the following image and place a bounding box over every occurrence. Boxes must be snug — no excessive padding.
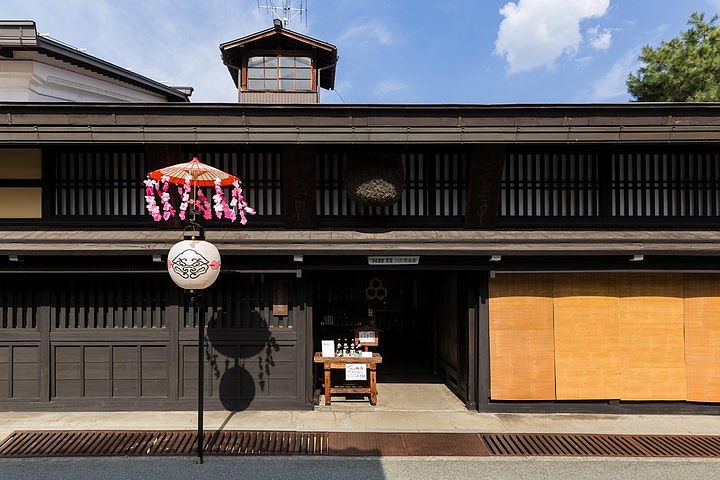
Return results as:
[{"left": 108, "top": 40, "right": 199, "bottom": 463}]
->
[
  {"left": 476, "top": 273, "right": 491, "bottom": 409},
  {"left": 464, "top": 145, "right": 506, "bottom": 229},
  {"left": 167, "top": 286, "right": 181, "bottom": 402},
  {"left": 465, "top": 275, "right": 479, "bottom": 410},
  {"left": 281, "top": 145, "right": 317, "bottom": 228},
  {"left": 304, "top": 275, "right": 315, "bottom": 405},
  {"left": 38, "top": 284, "right": 51, "bottom": 402}
]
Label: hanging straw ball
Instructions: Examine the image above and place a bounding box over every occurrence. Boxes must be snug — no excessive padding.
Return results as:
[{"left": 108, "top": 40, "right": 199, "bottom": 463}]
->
[{"left": 343, "top": 152, "right": 405, "bottom": 207}]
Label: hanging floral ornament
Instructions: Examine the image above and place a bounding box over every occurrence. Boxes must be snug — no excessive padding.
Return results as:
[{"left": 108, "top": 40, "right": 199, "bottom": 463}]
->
[{"left": 144, "top": 157, "right": 255, "bottom": 224}]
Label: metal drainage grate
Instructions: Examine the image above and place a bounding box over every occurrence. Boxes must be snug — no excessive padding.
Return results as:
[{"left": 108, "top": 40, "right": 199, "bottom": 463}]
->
[
  {"left": 0, "top": 431, "right": 328, "bottom": 458},
  {"left": 1, "top": 431, "right": 720, "bottom": 458},
  {"left": 481, "top": 434, "right": 720, "bottom": 458}
]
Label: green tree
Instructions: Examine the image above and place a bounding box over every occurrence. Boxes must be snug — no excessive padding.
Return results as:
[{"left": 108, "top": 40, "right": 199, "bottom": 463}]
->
[{"left": 627, "top": 13, "right": 720, "bottom": 102}]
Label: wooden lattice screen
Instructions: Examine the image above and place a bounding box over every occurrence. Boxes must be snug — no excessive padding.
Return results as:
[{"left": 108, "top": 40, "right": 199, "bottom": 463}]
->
[
  {"left": 611, "top": 151, "right": 720, "bottom": 217},
  {"left": 500, "top": 150, "right": 600, "bottom": 217}
]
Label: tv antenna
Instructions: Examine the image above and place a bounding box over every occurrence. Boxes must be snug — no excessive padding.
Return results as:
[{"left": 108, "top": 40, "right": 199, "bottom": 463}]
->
[{"left": 258, "top": 0, "right": 307, "bottom": 28}]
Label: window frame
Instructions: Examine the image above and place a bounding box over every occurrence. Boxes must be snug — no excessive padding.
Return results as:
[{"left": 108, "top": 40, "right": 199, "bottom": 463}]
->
[{"left": 243, "top": 51, "right": 316, "bottom": 93}]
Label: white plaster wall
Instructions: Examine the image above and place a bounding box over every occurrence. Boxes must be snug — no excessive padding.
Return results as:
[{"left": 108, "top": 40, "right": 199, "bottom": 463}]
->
[{"left": 0, "top": 51, "right": 170, "bottom": 102}]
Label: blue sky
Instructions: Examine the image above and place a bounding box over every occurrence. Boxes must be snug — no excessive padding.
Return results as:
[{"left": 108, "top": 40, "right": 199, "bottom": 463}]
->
[{"left": 4, "top": 0, "right": 720, "bottom": 103}]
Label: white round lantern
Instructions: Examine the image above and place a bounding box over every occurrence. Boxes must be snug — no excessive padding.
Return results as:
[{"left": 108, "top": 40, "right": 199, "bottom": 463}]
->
[{"left": 167, "top": 239, "right": 221, "bottom": 291}]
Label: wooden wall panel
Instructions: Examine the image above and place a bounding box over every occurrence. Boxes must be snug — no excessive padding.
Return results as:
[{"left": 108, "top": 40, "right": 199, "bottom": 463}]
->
[
  {"left": 489, "top": 274, "right": 555, "bottom": 400},
  {"left": 684, "top": 274, "right": 720, "bottom": 402},
  {"left": 620, "top": 273, "right": 686, "bottom": 400},
  {"left": 554, "top": 273, "right": 620, "bottom": 400}
]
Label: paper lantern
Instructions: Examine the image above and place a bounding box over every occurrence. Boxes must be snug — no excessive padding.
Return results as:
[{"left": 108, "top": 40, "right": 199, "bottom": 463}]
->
[{"left": 167, "top": 239, "right": 221, "bottom": 291}]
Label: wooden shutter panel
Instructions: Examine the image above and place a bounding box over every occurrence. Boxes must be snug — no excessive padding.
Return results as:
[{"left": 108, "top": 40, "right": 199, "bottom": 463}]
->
[
  {"left": 489, "top": 273, "right": 555, "bottom": 400},
  {"left": 684, "top": 274, "right": 720, "bottom": 402},
  {"left": 554, "top": 273, "right": 620, "bottom": 400}
]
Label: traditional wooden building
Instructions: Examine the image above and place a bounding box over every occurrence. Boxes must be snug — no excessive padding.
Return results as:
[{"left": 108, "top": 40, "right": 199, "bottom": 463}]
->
[{"left": 1, "top": 22, "right": 720, "bottom": 413}]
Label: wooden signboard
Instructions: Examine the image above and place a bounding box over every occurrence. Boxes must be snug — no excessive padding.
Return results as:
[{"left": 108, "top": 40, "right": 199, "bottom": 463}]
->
[
  {"left": 272, "top": 280, "right": 289, "bottom": 317},
  {"left": 353, "top": 325, "right": 382, "bottom": 349},
  {"left": 281, "top": 145, "right": 317, "bottom": 228},
  {"left": 464, "top": 145, "right": 505, "bottom": 229}
]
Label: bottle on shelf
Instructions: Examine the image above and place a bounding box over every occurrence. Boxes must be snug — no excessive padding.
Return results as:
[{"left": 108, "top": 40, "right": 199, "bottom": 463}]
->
[{"left": 335, "top": 339, "right": 342, "bottom": 357}]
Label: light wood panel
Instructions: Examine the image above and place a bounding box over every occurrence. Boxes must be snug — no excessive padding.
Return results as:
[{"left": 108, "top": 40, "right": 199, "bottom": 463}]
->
[
  {"left": 489, "top": 274, "right": 555, "bottom": 400},
  {"left": 0, "top": 188, "right": 41, "bottom": 218},
  {"left": 684, "top": 274, "right": 720, "bottom": 402},
  {"left": 554, "top": 273, "right": 620, "bottom": 400},
  {"left": 619, "top": 273, "right": 686, "bottom": 400}
]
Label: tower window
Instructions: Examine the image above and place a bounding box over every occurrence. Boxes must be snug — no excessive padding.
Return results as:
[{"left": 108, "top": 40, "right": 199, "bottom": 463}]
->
[{"left": 247, "top": 56, "right": 313, "bottom": 91}]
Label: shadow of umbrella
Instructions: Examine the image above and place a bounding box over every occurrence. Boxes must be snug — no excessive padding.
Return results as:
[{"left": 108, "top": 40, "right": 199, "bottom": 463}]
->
[{"left": 206, "top": 308, "right": 279, "bottom": 411}]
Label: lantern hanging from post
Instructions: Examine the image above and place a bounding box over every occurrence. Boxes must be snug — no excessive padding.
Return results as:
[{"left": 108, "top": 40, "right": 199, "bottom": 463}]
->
[
  {"left": 167, "top": 236, "right": 221, "bottom": 291},
  {"left": 144, "top": 156, "right": 255, "bottom": 466}
]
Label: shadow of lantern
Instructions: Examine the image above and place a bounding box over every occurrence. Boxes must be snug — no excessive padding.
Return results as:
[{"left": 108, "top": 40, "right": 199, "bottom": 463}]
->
[{"left": 217, "top": 364, "right": 256, "bottom": 412}]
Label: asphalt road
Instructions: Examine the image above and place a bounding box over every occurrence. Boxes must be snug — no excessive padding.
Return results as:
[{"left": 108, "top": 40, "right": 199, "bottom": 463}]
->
[{"left": 0, "top": 456, "right": 718, "bottom": 480}]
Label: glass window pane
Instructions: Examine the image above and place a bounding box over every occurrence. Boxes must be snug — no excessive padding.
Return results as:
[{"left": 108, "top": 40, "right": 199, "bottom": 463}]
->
[
  {"left": 296, "top": 68, "right": 311, "bottom": 79},
  {"left": 265, "top": 79, "right": 278, "bottom": 90},
  {"left": 280, "top": 79, "right": 294, "bottom": 90},
  {"left": 264, "top": 56, "right": 277, "bottom": 68},
  {"left": 248, "top": 68, "right": 264, "bottom": 79},
  {"left": 280, "top": 68, "right": 294, "bottom": 79},
  {"left": 296, "top": 57, "right": 311, "bottom": 67},
  {"left": 248, "top": 57, "right": 264, "bottom": 67},
  {"left": 248, "top": 79, "right": 264, "bottom": 90},
  {"left": 279, "top": 56, "right": 294, "bottom": 67},
  {"left": 264, "top": 68, "right": 277, "bottom": 79},
  {"left": 296, "top": 79, "right": 311, "bottom": 90}
]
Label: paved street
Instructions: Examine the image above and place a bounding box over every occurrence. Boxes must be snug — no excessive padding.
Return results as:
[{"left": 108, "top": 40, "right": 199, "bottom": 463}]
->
[{"left": 0, "top": 456, "right": 718, "bottom": 480}]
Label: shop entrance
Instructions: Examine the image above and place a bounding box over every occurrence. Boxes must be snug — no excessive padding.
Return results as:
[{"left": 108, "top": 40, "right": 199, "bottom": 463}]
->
[{"left": 312, "top": 270, "right": 469, "bottom": 410}]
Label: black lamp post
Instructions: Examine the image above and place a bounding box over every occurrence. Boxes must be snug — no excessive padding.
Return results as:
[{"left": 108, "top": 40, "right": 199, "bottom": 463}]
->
[{"left": 167, "top": 225, "right": 220, "bottom": 464}]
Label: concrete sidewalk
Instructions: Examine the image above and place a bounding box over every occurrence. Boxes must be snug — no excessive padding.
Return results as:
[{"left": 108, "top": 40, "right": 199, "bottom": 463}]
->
[{"left": 2, "top": 410, "right": 720, "bottom": 445}]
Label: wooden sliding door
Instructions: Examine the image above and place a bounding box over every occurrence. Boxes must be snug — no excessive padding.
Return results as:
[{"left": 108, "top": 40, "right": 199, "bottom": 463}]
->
[{"left": 489, "top": 272, "right": 720, "bottom": 403}]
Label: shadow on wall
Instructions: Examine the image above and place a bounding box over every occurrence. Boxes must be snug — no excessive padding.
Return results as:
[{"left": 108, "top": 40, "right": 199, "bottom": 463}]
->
[{"left": 205, "top": 308, "right": 279, "bottom": 412}]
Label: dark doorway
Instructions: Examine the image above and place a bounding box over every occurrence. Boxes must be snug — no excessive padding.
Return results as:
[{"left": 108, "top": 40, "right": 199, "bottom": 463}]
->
[{"left": 312, "top": 270, "right": 468, "bottom": 406}]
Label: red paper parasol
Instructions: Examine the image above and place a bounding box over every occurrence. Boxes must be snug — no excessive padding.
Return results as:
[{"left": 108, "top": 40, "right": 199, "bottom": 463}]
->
[
  {"left": 143, "top": 156, "right": 254, "bottom": 224},
  {"left": 147, "top": 157, "right": 237, "bottom": 187}
]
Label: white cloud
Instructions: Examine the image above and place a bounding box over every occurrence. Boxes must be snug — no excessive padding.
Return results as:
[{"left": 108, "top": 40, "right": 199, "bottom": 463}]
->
[
  {"left": 374, "top": 79, "right": 409, "bottom": 96},
  {"left": 591, "top": 48, "right": 639, "bottom": 101},
  {"left": 338, "top": 20, "right": 396, "bottom": 47},
  {"left": 495, "top": 0, "right": 611, "bottom": 73},
  {"left": 587, "top": 26, "right": 612, "bottom": 50}
]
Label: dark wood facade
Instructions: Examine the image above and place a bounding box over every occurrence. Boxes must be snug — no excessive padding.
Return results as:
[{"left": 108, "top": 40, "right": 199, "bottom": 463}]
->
[{"left": 2, "top": 103, "right": 720, "bottom": 412}]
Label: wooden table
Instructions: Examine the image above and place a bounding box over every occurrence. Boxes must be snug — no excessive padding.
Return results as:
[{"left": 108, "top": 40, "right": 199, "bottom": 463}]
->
[{"left": 313, "top": 353, "right": 383, "bottom": 405}]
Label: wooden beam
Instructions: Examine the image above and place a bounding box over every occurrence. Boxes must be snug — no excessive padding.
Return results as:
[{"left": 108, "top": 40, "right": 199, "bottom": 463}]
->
[{"left": 464, "top": 145, "right": 505, "bottom": 228}]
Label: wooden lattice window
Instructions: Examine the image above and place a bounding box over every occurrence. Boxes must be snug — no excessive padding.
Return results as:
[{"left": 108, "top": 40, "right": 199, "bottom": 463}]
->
[
  {"left": 500, "top": 150, "right": 600, "bottom": 217},
  {"left": 611, "top": 151, "right": 720, "bottom": 217}
]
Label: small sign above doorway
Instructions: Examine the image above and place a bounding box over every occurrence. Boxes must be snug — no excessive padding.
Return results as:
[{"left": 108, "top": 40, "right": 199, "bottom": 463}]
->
[{"left": 367, "top": 256, "right": 420, "bottom": 266}]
